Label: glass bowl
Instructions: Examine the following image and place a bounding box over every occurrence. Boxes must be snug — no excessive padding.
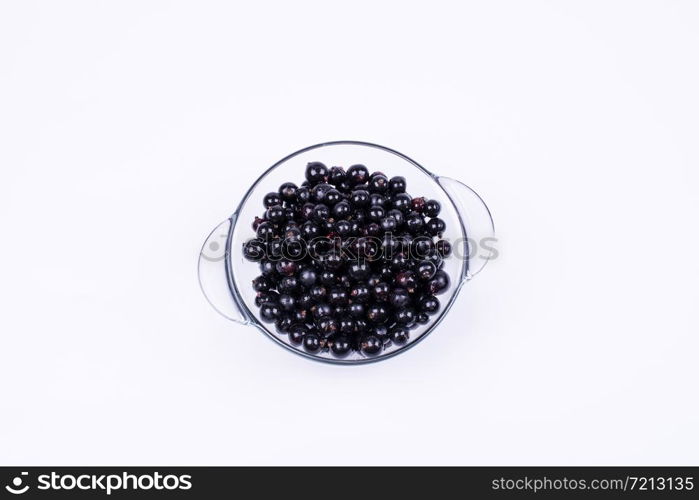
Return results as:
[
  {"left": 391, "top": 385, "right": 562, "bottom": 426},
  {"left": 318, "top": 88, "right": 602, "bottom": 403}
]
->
[{"left": 198, "top": 141, "right": 494, "bottom": 364}]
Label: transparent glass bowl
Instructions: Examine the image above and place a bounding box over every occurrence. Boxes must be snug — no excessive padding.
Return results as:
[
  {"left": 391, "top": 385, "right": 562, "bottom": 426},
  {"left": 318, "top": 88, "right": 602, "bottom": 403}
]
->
[{"left": 199, "top": 141, "right": 494, "bottom": 364}]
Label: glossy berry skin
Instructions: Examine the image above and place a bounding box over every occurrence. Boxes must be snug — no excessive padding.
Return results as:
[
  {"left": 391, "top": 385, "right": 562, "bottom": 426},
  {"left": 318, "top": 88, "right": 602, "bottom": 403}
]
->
[
  {"left": 279, "top": 182, "right": 298, "bottom": 203},
  {"left": 275, "top": 260, "right": 297, "bottom": 276},
  {"left": 417, "top": 261, "right": 437, "bottom": 281},
  {"left": 392, "top": 193, "right": 412, "bottom": 212},
  {"left": 288, "top": 324, "right": 308, "bottom": 344},
  {"left": 312, "top": 302, "right": 333, "bottom": 319},
  {"left": 256, "top": 222, "right": 275, "bottom": 239},
  {"left": 299, "top": 268, "right": 318, "bottom": 287},
  {"left": 390, "top": 326, "right": 410, "bottom": 345},
  {"left": 329, "top": 166, "right": 346, "bottom": 185},
  {"left": 303, "top": 334, "right": 321, "bottom": 352},
  {"left": 317, "top": 317, "right": 339, "bottom": 335},
  {"left": 368, "top": 174, "right": 388, "bottom": 194},
  {"left": 350, "top": 284, "right": 370, "bottom": 303},
  {"left": 266, "top": 205, "right": 285, "bottom": 223},
  {"left": 333, "top": 201, "right": 351, "bottom": 218},
  {"left": 263, "top": 192, "right": 282, "bottom": 208},
  {"left": 361, "top": 335, "right": 382, "bottom": 355},
  {"left": 394, "top": 307, "right": 416, "bottom": 325},
  {"left": 418, "top": 295, "right": 440, "bottom": 315},
  {"left": 278, "top": 294, "right": 295, "bottom": 311},
  {"left": 372, "top": 282, "right": 390, "bottom": 302},
  {"left": 350, "top": 190, "right": 370, "bottom": 208},
  {"left": 305, "top": 162, "right": 328, "bottom": 184},
  {"left": 348, "top": 302, "right": 365, "bottom": 318},
  {"left": 331, "top": 336, "right": 351, "bottom": 355},
  {"left": 243, "top": 239, "right": 266, "bottom": 261},
  {"left": 426, "top": 217, "right": 446, "bottom": 236},
  {"left": 389, "top": 288, "right": 411, "bottom": 308},
  {"left": 371, "top": 325, "right": 390, "bottom": 343},
  {"left": 416, "top": 312, "right": 430, "bottom": 324},
  {"left": 260, "top": 303, "right": 281, "bottom": 322},
  {"left": 436, "top": 239, "right": 452, "bottom": 257},
  {"left": 388, "top": 176, "right": 406, "bottom": 193},
  {"left": 367, "top": 304, "right": 389, "bottom": 324},
  {"left": 424, "top": 199, "right": 441, "bottom": 217},
  {"left": 347, "top": 164, "right": 369, "bottom": 186},
  {"left": 427, "top": 270, "right": 450, "bottom": 295},
  {"left": 275, "top": 315, "right": 293, "bottom": 333}
]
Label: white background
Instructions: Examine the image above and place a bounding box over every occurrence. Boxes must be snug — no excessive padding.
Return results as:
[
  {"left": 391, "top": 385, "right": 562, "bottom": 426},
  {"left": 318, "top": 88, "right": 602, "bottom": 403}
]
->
[{"left": 1, "top": 1, "right": 697, "bottom": 465}]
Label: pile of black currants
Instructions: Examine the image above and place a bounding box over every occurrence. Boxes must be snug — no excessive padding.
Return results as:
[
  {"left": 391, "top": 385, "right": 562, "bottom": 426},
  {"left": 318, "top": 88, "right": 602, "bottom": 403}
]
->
[{"left": 243, "top": 162, "right": 452, "bottom": 357}]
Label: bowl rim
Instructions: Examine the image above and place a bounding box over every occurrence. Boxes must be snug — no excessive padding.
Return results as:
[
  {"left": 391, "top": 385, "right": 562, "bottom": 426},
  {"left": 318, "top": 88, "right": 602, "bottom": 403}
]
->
[{"left": 225, "top": 140, "right": 469, "bottom": 365}]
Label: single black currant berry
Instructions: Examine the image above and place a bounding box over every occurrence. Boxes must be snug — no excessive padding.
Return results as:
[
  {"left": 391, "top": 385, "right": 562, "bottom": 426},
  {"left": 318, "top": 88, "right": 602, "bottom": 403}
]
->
[
  {"left": 350, "top": 189, "right": 370, "bottom": 208},
  {"left": 332, "top": 200, "right": 351, "bottom": 218},
  {"left": 279, "top": 182, "right": 298, "bottom": 203},
  {"left": 388, "top": 176, "right": 406, "bottom": 193},
  {"left": 299, "top": 268, "right": 318, "bottom": 287},
  {"left": 419, "top": 295, "right": 440, "bottom": 315},
  {"left": 427, "top": 270, "right": 450, "bottom": 295},
  {"left": 372, "top": 325, "right": 390, "bottom": 343},
  {"left": 263, "top": 192, "right": 282, "bottom": 208},
  {"left": 329, "top": 287, "right": 349, "bottom": 305},
  {"left": 311, "top": 302, "right": 332, "bottom": 319},
  {"left": 405, "top": 213, "right": 424, "bottom": 234},
  {"left": 350, "top": 284, "right": 371, "bottom": 302},
  {"left": 296, "top": 186, "right": 311, "bottom": 203},
  {"left": 275, "top": 259, "right": 297, "bottom": 276},
  {"left": 329, "top": 166, "right": 346, "bottom": 186},
  {"left": 303, "top": 333, "right": 321, "bottom": 352},
  {"left": 317, "top": 317, "right": 339, "bottom": 335},
  {"left": 417, "top": 261, "right": 437, "bottom": 281},
  {"left": 311, "top": 183, "right": 333, "bottom": 203},
  {"left": 275, "top": 315, "right": 293, "bottom": 333},
  {"left": 252, "top": 275, "right": 273, "bottom": 292},
  {"left": 380, "top": 216, "right": 397, "bottom": 232},
  {"left": 411, "top": 197, "right": 426, "bottom": 213},
  {"left": 370, "top": 193, "right": 388, "bottom": 208},
  {"left": 368, "top": 206, "right": 385, "bottom": 222},
  {"left": 256, "top": 221, "right": 276, "bottom": 239},
  {"left": 361, "top": 335, "right": 382, "bottom": 355},
  {"left": 395, "top": 307, "right": 416, "bottom": 325},
  {"left": 436, "top": 239, "right": 452, "bottom": 257},
  {"left": 339, "top": 318, "right": 355, "bottom": 334},
  {"left": 243, "top": 239, "right": 266, "bottom": 261},
  {"left": 278, "top": 294, "right": 296, "bottom": 311},
  {"left": 390, "top": 326, "right": 410, "bottom": 345},
  {"left": 392, "top": 193, "right": 412, "bottom": 212},
  {"left": 372, "top": 282, "right": 390, "bottom": 302},
  {"left": 367, "top": 304, "right": 389, "bottom": 324},
  {"left": 389, "top": 288, "right": 411, "bottom": 308},
  {"left": 348, "top": 302, "right": 365, "bottom": 318},
  {"left": 416, "top": 312, "right": 430, "bottom": 324},
  {"left": 288, "top": 324, "right": 308, "bottom": 344},
  {"left": 331, "top": 336, "right": 351, "bottom": 355},
  {"left": 265, "top": 205, "right": 285, "bottom": 223},
  {"left": 305, "top": 162, "right": 328, "bottom": 184},
  {"left": 426, "top": 217, "right": 446, "bottom": 236},
  {"left": 348, "top": 261, "right": 370, "bottom": 281},
  {"left": 368, "top": 174, "right": 389, "bottom": 193},
  {"left": 278, "top": 276, "right": 300, "bottom": 294},
  {"left": 347, "top": 164, "right": 370, "bottom": 185},
  {"left": 424, "top": 199, "right": 441, "bottom": 217},
  {"left": 312, "top": 203, "right": 330, "bottom": 222},
  {"left": 310, "top": 285, "right": 327, "bottom": 301},
  {"left": 259, "top": 303, "right": 281, "bottom": 322}
]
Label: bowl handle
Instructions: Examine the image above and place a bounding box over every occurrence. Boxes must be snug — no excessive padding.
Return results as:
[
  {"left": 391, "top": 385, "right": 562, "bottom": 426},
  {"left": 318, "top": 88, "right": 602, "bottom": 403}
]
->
[
  {"left": 198, "top": 217, "right": 249, "bottom": 324},
  {"left": 436, "top": 177, "right": 496, "bottom": 280}
]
